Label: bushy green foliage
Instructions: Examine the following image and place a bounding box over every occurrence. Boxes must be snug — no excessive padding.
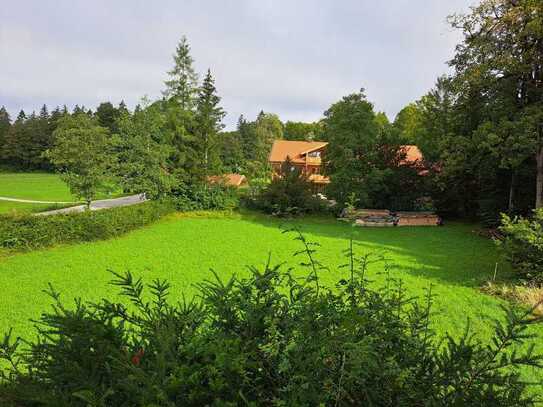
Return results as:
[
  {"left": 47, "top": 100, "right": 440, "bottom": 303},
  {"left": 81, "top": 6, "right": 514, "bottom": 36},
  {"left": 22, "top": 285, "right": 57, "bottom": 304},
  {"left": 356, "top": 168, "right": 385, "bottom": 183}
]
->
[
  {"left": 249, "top": 159, "right": 323, "bottom": 216},
  {"left": 116, "top": 98, "right": 175, "bottom": 199},
  {"left": 499, "top": 208, "right": 543, "bottom": 283},
  {"left": 0, "top": 201, "right": 174, "bottom": 251},
  {"left": 46, "top": 114, "right": 119, "bottom": 207},
  {"left": 170, "top": 183, "right": 238, "bottom": 211},
  {"left": 284, "top": 120, "right": 324, "bottom": 141},
  {"left": 1, "top": 232, "right": 542, "bottom": 406}
]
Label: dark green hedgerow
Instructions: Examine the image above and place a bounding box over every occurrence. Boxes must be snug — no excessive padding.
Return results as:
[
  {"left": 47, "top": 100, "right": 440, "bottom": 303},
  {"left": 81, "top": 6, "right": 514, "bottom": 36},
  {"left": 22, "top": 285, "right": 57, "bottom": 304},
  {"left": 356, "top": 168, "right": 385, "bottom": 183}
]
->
[
  {"left": 0, "top": 230, "right": 542, "bottom": 406},
  {"left": 0, "top": 201, "right": 175, "bottom": 251}
]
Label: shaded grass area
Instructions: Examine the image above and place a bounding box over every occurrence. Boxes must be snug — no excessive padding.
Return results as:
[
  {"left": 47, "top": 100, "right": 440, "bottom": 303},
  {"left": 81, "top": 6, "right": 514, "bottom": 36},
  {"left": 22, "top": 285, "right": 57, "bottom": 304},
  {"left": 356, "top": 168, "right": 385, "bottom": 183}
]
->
[{"left": 0, "top": 212, "right": 541, "bottom": 384}]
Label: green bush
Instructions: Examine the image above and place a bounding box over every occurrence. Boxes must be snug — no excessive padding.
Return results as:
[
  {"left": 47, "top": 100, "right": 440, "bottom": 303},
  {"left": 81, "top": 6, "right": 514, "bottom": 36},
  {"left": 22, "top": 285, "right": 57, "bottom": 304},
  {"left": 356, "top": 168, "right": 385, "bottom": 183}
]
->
[
  {"left": 170, "top": 182, "right": 239, "bottom": 212},
  {"left": 0, "top": 201, "right": 174, "bottom": 251},
  {"left": 1, "top": 232, "right": 541, "bottom": 406},
  {"left": 498, "top": 208, "right": 543, "bottom": 283},
  {"left": 248, "top": 158, "right": 325, "bottom": 216}
]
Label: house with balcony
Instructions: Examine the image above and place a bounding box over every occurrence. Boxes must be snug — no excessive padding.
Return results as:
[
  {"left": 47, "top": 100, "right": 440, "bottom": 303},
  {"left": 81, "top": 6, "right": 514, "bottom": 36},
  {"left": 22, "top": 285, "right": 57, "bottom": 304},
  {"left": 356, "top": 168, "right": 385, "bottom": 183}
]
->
[
  {"left": 268, "top": 140, "right": 424, "bottom": 189},
  {"left": 268, "top": 140, "right": 331, "bottom": 188}
]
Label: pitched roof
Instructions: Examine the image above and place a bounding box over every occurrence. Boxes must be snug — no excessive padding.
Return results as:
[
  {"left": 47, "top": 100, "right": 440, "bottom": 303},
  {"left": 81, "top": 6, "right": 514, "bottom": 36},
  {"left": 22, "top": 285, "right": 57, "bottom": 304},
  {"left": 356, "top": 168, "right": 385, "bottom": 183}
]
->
[
  {"left": 268, "top": 140, "right": 328, "bottom": 164},
  {"left": 400, "top": 145, "right": 423, "bottom": 164},
  {"left": 208, "top": 173, "right": 247, "bottom": 187}
]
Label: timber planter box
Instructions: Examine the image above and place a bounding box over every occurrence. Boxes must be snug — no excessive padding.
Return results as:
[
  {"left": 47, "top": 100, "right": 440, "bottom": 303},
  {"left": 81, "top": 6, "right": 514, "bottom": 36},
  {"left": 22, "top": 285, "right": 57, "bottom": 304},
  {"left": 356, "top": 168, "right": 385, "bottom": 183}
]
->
[
  {"left": 394, "top": 211, "right": 441, "bottom": 226},
  {"left": 345, "top": 209, "right": 442, "bottom": 227}
]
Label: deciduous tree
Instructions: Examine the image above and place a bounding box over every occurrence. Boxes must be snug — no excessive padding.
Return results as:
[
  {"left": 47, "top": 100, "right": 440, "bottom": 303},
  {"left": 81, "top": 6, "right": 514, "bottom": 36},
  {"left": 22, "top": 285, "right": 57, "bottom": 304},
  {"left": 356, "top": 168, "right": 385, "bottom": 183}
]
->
[
  {"left": 116, "top": 99, "right": 174, "bottom": 198},
  {"left": 47, "top": 114, "right": 118, "bottom": 208}
]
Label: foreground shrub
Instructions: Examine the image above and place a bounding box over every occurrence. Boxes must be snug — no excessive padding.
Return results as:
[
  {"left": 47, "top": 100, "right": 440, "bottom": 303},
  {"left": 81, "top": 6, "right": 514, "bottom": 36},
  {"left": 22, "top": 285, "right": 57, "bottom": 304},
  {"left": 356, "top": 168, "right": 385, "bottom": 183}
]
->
[
  {"left": 498, "top": 208, "right": 543, "bottom": 283},
  {"left": 0, "top": 200, "right": 174, "bottom": 251},
  {"left": 170, "top": 182, "right": 238, "bottom": 211},
  {"left": 1, "top": 233, "right": 541, "bottom": 406}
]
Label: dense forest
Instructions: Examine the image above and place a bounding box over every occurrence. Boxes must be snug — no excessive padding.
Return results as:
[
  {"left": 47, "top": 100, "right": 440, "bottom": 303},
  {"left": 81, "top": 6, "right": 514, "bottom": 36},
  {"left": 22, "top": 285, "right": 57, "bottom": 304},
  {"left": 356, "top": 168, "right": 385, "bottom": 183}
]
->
[{"left": 1, "top": 0, "right": 542, "bottom": 224}]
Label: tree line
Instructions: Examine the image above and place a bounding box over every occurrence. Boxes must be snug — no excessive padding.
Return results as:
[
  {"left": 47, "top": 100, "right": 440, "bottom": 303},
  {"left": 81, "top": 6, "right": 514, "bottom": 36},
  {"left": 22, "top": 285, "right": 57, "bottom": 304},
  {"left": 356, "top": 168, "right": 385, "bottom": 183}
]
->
[{"left": 394, "top": 0, "right": 543, "bottom": 219}]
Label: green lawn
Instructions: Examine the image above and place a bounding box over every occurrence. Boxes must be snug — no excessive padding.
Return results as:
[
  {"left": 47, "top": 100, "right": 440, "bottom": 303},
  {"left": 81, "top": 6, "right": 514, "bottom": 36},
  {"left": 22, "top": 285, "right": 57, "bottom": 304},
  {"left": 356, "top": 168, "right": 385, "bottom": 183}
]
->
[
  {"left": 0, "top": 172, "right": 75, "bottom": 201},
  {"left": 0, "top": 172, "right": 76, "bottom": 214},
  {"left": 0, "top": 212, "right": 541, "bottom": 383},
  {"left": 0, "top": 172, "right": 122, "bottom": 214}
]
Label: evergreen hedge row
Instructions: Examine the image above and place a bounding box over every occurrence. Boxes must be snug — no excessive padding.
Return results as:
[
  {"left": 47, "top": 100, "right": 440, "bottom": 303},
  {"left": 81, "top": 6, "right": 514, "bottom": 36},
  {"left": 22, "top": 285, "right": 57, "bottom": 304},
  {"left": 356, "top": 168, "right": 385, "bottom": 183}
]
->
[{"left": 0, "top": 201, "right": 175, "bottom": 251}]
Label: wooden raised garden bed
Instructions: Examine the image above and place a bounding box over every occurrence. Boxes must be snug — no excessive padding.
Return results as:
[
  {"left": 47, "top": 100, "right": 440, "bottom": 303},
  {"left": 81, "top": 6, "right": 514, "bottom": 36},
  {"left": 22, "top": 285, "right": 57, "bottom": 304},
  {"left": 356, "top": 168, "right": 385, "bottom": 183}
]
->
[{"left": 342, "top": 209, "right": 442, "bottom": 227}]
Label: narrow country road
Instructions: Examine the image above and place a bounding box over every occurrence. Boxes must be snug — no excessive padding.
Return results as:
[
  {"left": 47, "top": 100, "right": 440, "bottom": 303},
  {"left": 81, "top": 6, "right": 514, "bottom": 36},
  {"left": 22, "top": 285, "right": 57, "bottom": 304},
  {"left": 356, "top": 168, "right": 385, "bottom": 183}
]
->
[{"left": 32, "top": 194, "right": 147, "bottom": 216}]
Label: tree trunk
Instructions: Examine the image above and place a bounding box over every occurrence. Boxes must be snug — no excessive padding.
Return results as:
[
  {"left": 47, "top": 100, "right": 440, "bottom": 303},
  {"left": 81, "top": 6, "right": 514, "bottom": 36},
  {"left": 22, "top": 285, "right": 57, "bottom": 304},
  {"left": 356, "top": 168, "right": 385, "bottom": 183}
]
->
[
  {"left": 508, "top": 170, "right": 515, "bottom": 213},
  {"left": 537, "top": 145, "right": 543, "bottom": 209}
]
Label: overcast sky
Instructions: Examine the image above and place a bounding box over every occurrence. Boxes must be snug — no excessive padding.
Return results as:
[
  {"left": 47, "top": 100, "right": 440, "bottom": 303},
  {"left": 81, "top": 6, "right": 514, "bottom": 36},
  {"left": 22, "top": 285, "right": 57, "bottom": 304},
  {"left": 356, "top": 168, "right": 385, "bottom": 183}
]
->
[{"left": 0, "top": 0, "right": 475, "bottom": 129}]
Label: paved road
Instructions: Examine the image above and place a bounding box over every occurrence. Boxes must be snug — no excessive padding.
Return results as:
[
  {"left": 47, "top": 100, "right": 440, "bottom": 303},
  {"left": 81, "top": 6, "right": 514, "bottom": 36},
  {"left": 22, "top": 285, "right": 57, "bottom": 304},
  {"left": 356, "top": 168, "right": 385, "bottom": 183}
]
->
[{"left": 34, "top": 194, "right": 147, "bottom": 216}]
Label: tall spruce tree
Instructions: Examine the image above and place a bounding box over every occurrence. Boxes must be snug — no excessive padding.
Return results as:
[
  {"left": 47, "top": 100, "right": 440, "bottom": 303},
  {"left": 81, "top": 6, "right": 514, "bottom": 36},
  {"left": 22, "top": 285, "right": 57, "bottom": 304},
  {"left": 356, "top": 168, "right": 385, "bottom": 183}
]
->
[
  {"left": 0, "top": 107, "right": 11, "bottom": 164},
  {"left": 118, "top": 100, "right": 129, "bottom": 116},
  {"left": 194, "top": 69, "right": 225, "bottom": 179},
  {"left": 96, "top": 102, "right": 120, "bottom": 133},
  {"left": 36, "top": 104, "right": 54, "bottom": 169},
  {"left": 49, "top": 106, "right": 64, "bottom": 136},
  {"left": 2, "top": 111, "right": 27, "bottom": 168},
  {"left": 163, "top": 36, "right": 199, "bottom": 111}
]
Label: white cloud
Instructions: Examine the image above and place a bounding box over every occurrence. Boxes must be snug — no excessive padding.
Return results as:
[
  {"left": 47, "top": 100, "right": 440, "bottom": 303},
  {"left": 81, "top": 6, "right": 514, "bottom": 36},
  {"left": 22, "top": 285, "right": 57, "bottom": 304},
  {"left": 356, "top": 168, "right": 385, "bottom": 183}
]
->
[{"left": 0, "top": 0, "right": 474, "bottom": 128}]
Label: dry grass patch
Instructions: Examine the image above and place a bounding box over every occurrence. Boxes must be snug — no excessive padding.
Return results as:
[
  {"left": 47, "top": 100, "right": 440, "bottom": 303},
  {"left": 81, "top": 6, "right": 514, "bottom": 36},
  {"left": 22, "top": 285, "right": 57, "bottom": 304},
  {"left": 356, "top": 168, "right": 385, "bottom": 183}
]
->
[{"left": 482, "top": 281, "right": 543, "bottom": 315}]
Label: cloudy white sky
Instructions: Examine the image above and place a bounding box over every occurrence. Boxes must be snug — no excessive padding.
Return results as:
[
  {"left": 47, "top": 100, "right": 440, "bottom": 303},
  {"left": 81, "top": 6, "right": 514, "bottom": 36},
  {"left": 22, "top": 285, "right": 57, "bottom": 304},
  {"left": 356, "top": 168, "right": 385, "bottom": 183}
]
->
[{"left": 0, "top": 0, "right": 475, "bottom": 129}]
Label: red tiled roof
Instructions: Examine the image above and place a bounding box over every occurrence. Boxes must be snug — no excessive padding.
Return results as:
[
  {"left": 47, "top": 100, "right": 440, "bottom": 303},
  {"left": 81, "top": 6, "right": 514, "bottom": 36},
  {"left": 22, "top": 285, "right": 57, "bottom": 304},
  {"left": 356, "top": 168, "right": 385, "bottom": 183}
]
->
[{"left": 268, "top": 140, "right": 328, "bottom": 164}]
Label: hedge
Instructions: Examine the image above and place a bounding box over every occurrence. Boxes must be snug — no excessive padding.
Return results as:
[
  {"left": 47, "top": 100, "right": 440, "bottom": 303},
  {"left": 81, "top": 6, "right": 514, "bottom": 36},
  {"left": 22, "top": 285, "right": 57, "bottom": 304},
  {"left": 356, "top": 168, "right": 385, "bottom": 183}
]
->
[{"left": 0, "top": 200, "right": 175, "bottom": 251}]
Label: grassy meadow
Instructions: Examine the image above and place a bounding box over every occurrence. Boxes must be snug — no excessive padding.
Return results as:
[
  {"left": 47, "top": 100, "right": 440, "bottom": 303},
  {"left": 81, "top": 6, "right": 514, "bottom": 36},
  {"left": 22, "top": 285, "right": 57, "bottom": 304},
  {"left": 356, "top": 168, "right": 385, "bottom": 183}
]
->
[
  {"left": 0, "top": 172, "right": 76, "bottom": 214},
  {"left": 0, "top": 172, "right": 125, "bottom": 214},
  {"left": 2, "top": 211, "right": 542, "bottom": 385}
]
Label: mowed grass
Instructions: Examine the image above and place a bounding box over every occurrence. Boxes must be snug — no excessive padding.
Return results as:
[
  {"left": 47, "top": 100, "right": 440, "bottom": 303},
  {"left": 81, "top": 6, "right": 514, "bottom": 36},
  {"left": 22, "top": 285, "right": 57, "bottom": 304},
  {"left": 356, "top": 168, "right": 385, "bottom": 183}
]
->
[
  {"left": 0, "top": 172, "right": 76, "bottom": 214},
  {"left": 0, "top": 212, "right": 542, "bottom": 384},
  {"left": 0, "top": 172, "right": 74, "bottom": 201},
  {"left": 0, "top": 172, "right": 122, "bottom": 214}
]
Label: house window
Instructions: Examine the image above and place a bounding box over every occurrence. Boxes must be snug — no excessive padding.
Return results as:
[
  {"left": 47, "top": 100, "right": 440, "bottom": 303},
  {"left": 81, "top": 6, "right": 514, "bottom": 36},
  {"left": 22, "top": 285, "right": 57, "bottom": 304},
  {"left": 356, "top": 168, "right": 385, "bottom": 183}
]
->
[{"left": 308, "top": 151, "right": 321, "bottom": 158}]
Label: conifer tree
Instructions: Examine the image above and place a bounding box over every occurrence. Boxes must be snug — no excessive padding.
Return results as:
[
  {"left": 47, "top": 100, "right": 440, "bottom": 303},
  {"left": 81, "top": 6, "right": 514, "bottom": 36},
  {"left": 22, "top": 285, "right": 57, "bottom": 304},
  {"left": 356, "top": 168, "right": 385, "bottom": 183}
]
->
[
  {"left": 36, "top": 104, "right": 54, "bottom": 169},
  {"left": 0, "top": 107, "right": 11, "bottom": 163},
  {"left": 95, "top": 102, "right": 119, "bottom": 133},
  {"left": 118, "top": 100, "right": 129, "bottom": 115},
  {"left": 49, "top": 106, "right": 64, "bottom": 135},
  {"left": 194, "top": 69, "right": 225, "bottom": 179},
  {"left": 2, "top": 111, "right": 27, "bottom": 168},
  {"left": 163, "top": 36, "right": 199, "bottom": 111}
]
